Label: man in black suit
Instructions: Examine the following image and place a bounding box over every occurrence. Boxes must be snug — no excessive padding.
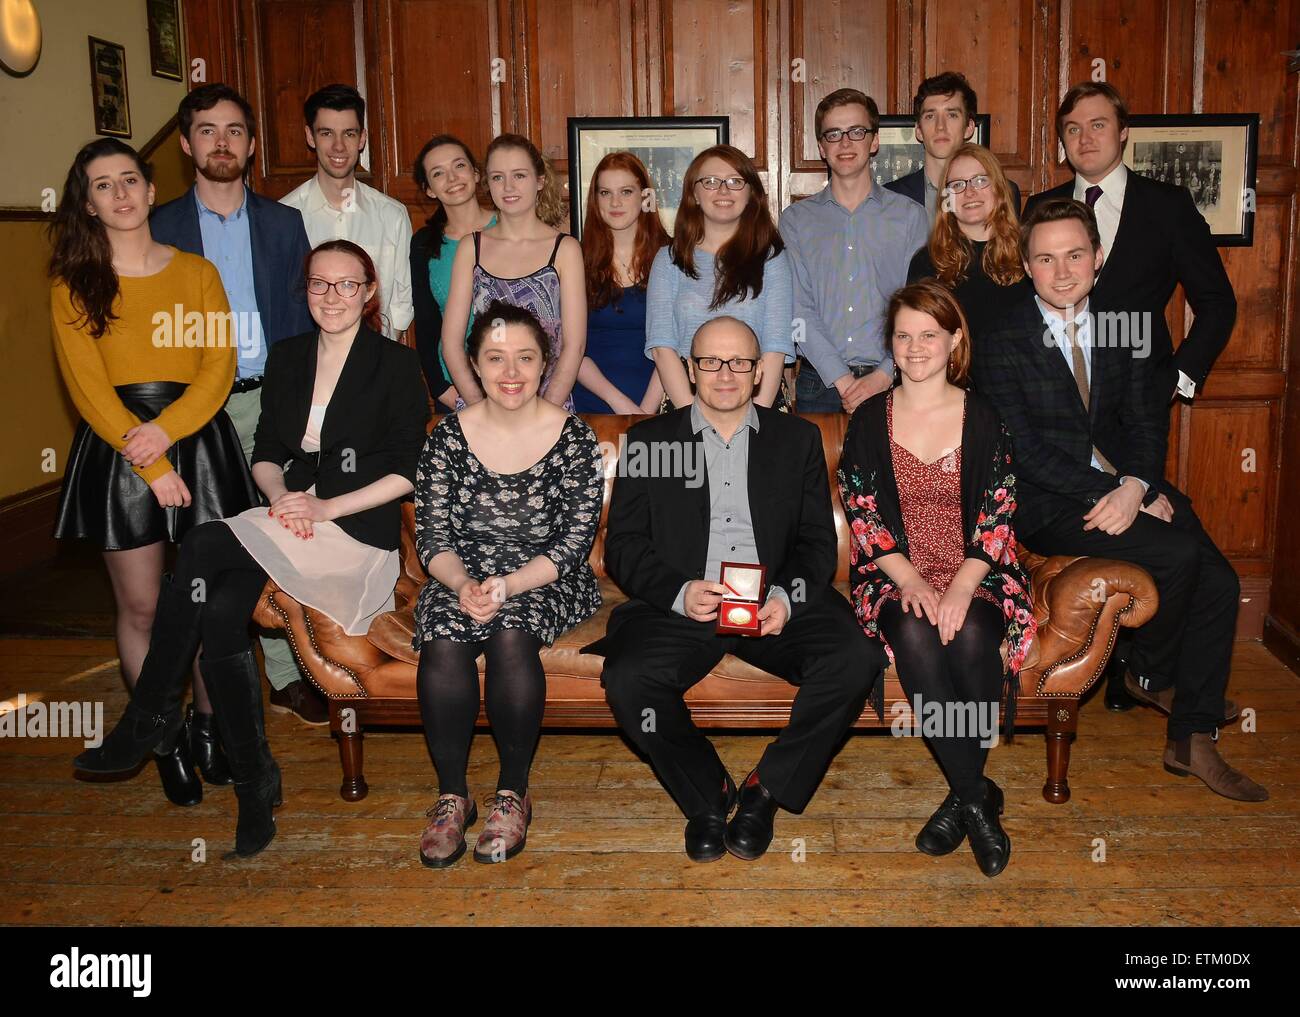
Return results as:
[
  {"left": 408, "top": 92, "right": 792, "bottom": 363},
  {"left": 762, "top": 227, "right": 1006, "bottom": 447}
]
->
[
  {"left": 972, "top": 199, "right": 1264, "bottom": 802},
  {"left": 584, "top": 317, "right": 883, "bottom": 862},
  {"left": 886, "top": 71, "right": 1021, "bottom": 222},
  {"left": 1023, "top": 81, "right": 1237, "bottom": 710}
]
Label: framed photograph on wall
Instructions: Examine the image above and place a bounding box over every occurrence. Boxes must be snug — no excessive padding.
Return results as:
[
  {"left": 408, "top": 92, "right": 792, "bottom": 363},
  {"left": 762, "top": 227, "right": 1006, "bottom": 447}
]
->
[
  {"left": 147, "top": 0, "right": 184, "bottom": 82},
  {"left": 1122, "top": 114, "right": 1259, "bottom": 246},
  {"left": 871, "top": 114, "right": 992, "bottom": 188},
  {"left": 567, "top": 116, "right": 730, "bottom": 240},
  {"left": 88, "top": 36, "right": 130, "bottom": 138}
]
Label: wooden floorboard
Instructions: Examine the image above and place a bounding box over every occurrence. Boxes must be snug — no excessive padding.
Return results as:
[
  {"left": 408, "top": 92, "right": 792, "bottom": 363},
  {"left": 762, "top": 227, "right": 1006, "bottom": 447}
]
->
[{"left": 1, "top": 636, "right": 1297, "bottom": 926}]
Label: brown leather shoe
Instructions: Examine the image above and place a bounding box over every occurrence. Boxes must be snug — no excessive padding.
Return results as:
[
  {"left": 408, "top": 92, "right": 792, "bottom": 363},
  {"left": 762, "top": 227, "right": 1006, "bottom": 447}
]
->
[
  {"left": 268, "top": 679, "right": 329, "bottom": 727},
  {"left": 419, "top": 794, "right": 478, "bottom": 868},
  {"left": 1163, "top": 733, "right": 1268, "bottom": 801},
  {"left": 473, "top": 790, "right": 532, "bottom": 863},
  {"left": 1124, "top": 671, "right": 1239, "bottom": 723}
]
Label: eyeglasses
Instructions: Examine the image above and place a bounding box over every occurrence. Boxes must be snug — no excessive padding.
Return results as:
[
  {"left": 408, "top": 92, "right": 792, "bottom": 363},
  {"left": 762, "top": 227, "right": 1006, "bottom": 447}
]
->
[
  {"left": 820, "top": 126, "right": 877, "bottom": 143},
  {"left": 945, "top": 175, "right": 992, "bottom": 193},
  {"left": 692, "top": 356, "right": 759, "bottom": 373},
  {"left": 306, "top": 277, "right": 364, "bottom": 297},
  {"left": 696, "top": 175, "right": 747, "bottom": 191}
]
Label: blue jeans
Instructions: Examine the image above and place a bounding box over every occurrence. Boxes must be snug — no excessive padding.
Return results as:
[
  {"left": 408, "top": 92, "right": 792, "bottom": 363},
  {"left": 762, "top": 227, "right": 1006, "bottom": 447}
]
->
[{"left": 795, "top": 359, "right": 874, "bottom": 414}]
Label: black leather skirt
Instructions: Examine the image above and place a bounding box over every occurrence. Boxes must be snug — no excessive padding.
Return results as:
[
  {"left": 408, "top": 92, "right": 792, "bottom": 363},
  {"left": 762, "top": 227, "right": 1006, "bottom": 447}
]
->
[{"left": 54, "top": 381, "right": 259, "bottom": 551}]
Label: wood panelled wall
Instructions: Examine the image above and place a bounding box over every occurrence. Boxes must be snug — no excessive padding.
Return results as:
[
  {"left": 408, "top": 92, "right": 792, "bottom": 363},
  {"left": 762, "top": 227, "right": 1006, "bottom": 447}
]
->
[{"left": 183, "top": 0, "right": 1300, "bottom": 644}]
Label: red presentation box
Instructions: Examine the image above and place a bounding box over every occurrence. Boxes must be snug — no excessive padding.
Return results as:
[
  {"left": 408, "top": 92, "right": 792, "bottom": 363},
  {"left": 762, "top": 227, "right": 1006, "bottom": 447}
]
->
[{"left": 716, "top": 561, "right": 767, "bottom": 636}]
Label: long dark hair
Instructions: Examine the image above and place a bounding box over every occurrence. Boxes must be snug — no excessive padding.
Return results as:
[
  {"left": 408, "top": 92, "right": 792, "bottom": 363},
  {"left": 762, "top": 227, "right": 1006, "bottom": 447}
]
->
[
  {"left": 48, "top": 138, "right": 153, "bottom": 339},
  {"left": 304, "top": 240, "right": 385, "bottom": 335},
  {"left": 670, "top": 145, "right": 783, "bottom": 310},
  {"left": 582, "top": 151, "right": 671, "bottom": 310},
  {"left": 412, "top": 133, "right": 487, "bottom": 254}
]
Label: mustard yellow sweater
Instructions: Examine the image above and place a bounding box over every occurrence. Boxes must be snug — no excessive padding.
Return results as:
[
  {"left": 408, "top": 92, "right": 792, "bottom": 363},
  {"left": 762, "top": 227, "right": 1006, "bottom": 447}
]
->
[{"left": 51, "top": 248, "right": 236, "bottom": 484}]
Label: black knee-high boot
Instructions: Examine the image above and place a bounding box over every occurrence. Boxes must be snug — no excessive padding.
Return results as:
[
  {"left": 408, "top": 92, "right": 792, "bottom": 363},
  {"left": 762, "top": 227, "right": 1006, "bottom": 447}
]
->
[
  {"left": 74, "top": 576, "right": 204, "bottom": 808},
  {"left": 201, "top": 648, "right": 282, "bottom": 858}
]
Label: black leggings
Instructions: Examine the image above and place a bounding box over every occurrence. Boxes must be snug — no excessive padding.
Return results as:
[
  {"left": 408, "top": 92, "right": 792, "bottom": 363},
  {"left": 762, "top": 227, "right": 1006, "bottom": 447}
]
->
[
  {"left": 878, "top": 596, "right": 1005, "bottom": 803},
  {"left": 416, "top": 629, "right": 546, "bottom": 797},
  {"left": 173, "top": 520, "right": 269, "bottom": 659}
]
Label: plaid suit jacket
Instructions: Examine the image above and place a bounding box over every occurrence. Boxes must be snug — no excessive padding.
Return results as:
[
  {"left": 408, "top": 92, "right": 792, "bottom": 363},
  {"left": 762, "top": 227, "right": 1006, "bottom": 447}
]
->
[{"left": 970, "top": 289, "right": 1168, "bottom": 537}]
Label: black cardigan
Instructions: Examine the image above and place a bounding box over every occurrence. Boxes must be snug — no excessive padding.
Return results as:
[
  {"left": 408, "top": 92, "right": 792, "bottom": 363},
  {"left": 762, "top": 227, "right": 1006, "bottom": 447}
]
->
[
  {"left": 251, "top": 326, "right": 431, "bottom": 550},
  {"left": 409, "top": 222, "right": 453, "bottom": 400}
]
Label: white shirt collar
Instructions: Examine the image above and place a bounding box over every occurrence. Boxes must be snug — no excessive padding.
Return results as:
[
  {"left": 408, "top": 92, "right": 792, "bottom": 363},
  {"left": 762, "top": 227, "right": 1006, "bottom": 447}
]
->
[
  {"left": 1034, "top": 294, "right": 1092, "bottom": 335},
  {"left": 303, "top": 174, "right": 367, "bottom": 215},
  {"left": 1073, "top": 161, "right": 1127, "bottom": 203}
]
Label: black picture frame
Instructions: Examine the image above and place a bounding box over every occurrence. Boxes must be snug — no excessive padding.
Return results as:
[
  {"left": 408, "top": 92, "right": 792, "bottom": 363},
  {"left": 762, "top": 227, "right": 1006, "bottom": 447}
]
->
[
  {"left": 870, "top": 113, "right": 992, "bottom": 188},
  {"left": 147, "top": 0, "right": 184, "bottom": 82},
  {"left": 566, "top": 115, "right": 730, "bottom": 239},
  {"left": 1122, "top": 113, "right": 1259, "bottom": 247},
  {"left": 88, "top": 36, "right": 131, "bottom": 138}
]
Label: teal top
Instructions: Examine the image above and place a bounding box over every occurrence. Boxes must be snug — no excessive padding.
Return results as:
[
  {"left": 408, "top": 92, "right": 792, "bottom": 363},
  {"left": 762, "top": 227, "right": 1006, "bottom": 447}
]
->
[{"left": 431, "top": 215, "right": 497, "bottom": 376}]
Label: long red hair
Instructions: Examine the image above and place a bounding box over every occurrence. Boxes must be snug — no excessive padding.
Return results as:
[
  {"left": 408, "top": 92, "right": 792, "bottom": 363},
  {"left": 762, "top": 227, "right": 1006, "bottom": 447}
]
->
[
  {"left": 927, "top": 143, "right": 1024, "bottom": 288},
  {"left": 670, "top": 145, "right": 784, "bottom": 310},
  {"left": 581, "top": 151, "right": 670, "bottom": 310},
  {"left": 303, "top": 240, "right": 385, "bottom": 334}
]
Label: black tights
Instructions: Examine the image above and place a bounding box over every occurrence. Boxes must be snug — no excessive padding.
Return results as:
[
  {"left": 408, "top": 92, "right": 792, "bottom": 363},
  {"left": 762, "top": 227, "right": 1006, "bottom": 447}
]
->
[
  {"left": 878, "top": 596, "right": 1005, "bottom": 802},
  {"left": 416, "top": 629, "right": 546, "bottom": 797},
  {"left": 172, "top": 521, "right": 269, "bottom": 659}
]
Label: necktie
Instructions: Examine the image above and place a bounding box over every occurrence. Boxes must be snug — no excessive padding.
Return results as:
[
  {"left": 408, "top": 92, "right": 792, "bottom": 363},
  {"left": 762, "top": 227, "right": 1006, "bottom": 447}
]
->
[
  {"left": 1085, "top": 184, "right": 1103, "bottom": 208},
  {"left": 1064, "top": 321, "right": 1116, "bottom": 474}
]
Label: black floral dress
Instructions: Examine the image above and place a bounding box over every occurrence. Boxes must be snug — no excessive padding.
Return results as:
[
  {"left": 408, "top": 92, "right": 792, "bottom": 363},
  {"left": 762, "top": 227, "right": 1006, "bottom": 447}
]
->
[{"left": 412, "top": 413, "right": 604, "bottom": 647}]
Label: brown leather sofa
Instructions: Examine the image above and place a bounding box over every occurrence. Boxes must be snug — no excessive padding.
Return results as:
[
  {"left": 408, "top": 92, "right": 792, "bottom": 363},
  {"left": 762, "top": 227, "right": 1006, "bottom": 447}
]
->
[{"left": 253, "top": 413, "right": 1157, "bottom": 806}]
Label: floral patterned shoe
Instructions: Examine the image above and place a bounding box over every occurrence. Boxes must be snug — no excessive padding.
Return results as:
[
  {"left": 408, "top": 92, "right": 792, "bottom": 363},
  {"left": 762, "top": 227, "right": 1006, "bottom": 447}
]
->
[
  {"left": 473, "top": 790, "right": 532, "bottom": 863},
  {"left": 419, "top": 793, "right": 478, "bottom": 868}
]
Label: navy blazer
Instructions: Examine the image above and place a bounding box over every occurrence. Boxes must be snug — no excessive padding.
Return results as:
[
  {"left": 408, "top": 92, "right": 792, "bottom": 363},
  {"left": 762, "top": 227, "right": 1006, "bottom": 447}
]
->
[
  {"left": 150, "top": 185, "right": 315, "bottom": 350},
  {"left": 970, "top": 288, "right": 1172, "bottom": 538},
  {"left": 1023, "top": 171, "right": 1236, "bottom": 401},
  {"left": 886, "top": 168, "right": 1022, "bottom": 214},
  {"left": 252, "top": 326, "right": 430, "bottom": 550}
]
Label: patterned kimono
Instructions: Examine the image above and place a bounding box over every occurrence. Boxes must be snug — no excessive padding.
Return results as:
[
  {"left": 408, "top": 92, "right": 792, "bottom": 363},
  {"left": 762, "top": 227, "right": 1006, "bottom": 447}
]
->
[{"left": 836, "top": 390, "right": 1037, "bottom": 732}]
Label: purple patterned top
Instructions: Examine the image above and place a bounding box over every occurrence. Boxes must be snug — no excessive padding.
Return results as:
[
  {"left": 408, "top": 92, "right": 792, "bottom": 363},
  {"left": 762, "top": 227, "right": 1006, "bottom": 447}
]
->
[{"left": 471, "top": 231, "right": 573, "bottom": 411}]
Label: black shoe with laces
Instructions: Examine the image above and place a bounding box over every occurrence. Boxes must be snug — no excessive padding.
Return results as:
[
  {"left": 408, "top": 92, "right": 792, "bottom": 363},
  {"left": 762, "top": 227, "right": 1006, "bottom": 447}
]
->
[
  {"left": 915, "top": 790, "right": 966, "bottom": 855},
  {"left": 960, "top": 778, "right": 1011, "bottom": 877}
]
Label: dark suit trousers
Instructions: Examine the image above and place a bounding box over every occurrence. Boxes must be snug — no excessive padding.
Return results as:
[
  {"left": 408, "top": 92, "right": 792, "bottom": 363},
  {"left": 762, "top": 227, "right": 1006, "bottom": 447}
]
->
[
  {"left": 601, "top": 594, "right": 882, "bottom": 817},
  {"left": 1024, "top": 496, "right": 1238, "bottom": 740}
]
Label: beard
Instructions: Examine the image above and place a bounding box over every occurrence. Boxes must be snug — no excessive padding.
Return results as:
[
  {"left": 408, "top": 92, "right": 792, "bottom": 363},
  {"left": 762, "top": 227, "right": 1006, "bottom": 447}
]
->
[{"left": 197, "top": 153, "right": 246, "bottom": 182}]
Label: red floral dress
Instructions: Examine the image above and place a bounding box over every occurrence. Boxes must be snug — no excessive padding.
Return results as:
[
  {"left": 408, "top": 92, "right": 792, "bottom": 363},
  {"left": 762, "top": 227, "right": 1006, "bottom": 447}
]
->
[{"left": 837, "top": 394, "right": 1036, "bottom": 679}]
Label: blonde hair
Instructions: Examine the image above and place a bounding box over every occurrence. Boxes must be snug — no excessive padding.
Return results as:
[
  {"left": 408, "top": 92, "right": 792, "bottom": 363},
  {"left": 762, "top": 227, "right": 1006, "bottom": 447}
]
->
[{"left": 485, "top": 133, "right": 567, "bottom": 228}]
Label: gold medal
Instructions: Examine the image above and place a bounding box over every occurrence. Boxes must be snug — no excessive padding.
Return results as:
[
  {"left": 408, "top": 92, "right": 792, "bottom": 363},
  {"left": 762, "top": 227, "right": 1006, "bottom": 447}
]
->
[{"left": 726, "top": 606, "right": 754, "bottom": 626}]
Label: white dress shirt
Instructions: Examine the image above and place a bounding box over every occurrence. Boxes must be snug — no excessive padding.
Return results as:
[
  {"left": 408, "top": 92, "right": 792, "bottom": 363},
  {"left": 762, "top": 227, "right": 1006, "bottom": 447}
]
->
[
  {"left": 1074, "top": 161, "right": 1195, "bottom": 399},
  {"left": 280, "top": 176, "right": 414, "bottom": 337}
]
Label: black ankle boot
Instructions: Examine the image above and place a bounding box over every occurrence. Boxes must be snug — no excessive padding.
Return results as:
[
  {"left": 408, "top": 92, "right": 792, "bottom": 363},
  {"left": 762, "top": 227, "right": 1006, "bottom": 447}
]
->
[
  {"left": 187, "top": 704, "right": 232, "bottom": 785},
  {"left": 960, "top": 778, "right": 1011, "bottom": 877},
  {"left": 201, "top": 649, "right": 282, "bottom": 858},
  {"left": 153, "top": 709, "right": 203, "bottom": 806},
  {"left": 74, "top": 575, "right": 203, "bottom": 777}
]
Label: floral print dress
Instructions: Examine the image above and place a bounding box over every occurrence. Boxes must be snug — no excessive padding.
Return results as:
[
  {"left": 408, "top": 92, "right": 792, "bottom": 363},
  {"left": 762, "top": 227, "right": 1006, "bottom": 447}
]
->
[
  {"left": 411, "top": 413, "right": 603, "bottom": 647},
  {"left": 837, "top": 394, "right": 1036, "bottom": 678}
]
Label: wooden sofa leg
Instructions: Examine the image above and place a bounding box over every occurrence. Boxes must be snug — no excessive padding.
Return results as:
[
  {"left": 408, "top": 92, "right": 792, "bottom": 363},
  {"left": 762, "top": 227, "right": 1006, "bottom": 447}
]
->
[
  {"left": 334, "top": 709, "right": 369, "bottom": 802},
  {"left": 1043, "top": 700, "right": 1078, "bottom": 804}
]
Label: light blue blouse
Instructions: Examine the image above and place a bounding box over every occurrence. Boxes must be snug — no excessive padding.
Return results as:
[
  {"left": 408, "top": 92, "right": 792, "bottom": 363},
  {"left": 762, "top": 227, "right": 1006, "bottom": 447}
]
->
[{"left": 644, "top": 245, "right": 795, "bottom": 363}]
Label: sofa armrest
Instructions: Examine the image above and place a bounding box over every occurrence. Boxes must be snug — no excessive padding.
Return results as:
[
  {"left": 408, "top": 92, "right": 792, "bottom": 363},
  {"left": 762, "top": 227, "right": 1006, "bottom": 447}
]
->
[
  {"left": 1019, "top": 553, "right": 1158, "bottom": 698},
  {"left": 252, "top": 580, "right": 385, "bottom": 698}
]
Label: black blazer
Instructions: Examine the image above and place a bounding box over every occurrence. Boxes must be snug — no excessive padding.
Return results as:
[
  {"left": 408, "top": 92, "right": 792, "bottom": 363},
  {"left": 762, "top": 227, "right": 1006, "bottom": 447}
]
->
[
  {"left": 252, "top": 326, "right": 431, "bottom": 550},
  {"left": 150, "top": 186, "right": 315, "bottom": 349},
  {"left": 886, "top": 168, "right": 1021, "bottom": 214},
  {"left": 970, "top": 289, "right": 1168, "bottom": 538},
  {"left": 1023, "top": 171, "right": 1235, "bottom": 399},
  {"left": 593, "top": 404, "right": 840, "bottom": 649},
  {"left": 409, "top": 223, "right": 453, "bottom": 400}
]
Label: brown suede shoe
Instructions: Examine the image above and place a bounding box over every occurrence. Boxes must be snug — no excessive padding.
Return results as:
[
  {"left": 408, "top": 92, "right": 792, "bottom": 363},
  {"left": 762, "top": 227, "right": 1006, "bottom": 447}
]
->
[
  {"left": 268, "top": 679, "right": 329, "bottom": 727},
  {"left": 419, "top": 794, "right": 478, "bottom": 868},
  {"left": 1124, "top": 671, "right": 1239, "bottom": 723},
  {"left": 473, "top": 790, "right": 532, "bottom": 863},
  {"left": 1163, "top": 733, "right": 1268, "bottom": 801}
]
